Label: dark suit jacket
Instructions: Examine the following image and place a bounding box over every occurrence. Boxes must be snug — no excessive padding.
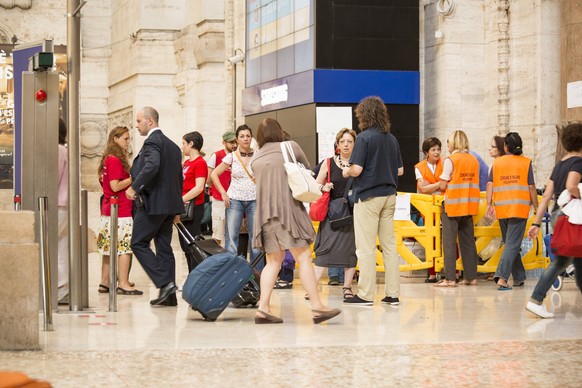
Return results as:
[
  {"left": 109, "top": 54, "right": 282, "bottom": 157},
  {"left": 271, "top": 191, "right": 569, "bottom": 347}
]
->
[{"left": 131, "top": 129, "right": 184, "bottom": 215}]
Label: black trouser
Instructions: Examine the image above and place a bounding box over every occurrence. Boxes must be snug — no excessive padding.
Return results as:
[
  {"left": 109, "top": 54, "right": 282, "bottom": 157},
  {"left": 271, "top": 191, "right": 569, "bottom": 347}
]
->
[
  {"left": 442, "top": 211, "right": 478, "bottom": 281},
  {"left": 131, "top": 210, "right": 176, "bottom": 288}
]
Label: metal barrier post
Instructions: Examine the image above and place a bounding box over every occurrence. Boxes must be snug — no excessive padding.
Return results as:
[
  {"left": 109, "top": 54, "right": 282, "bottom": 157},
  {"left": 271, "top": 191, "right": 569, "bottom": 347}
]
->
[
  {"left": 80, "top": 190, "right": 89, "bottom": 308},
  {"left": 108, "top": 196, "right": 118, "bottom": 312},
  {"left": 38, "top": 197, "right": 54, "bottom": 331}
]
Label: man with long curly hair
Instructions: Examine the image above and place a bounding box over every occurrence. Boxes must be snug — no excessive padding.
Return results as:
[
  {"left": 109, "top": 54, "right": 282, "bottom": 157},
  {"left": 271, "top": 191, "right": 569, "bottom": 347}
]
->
[{"left": 342, "top": 96, "right": 403, "bottom": 306}]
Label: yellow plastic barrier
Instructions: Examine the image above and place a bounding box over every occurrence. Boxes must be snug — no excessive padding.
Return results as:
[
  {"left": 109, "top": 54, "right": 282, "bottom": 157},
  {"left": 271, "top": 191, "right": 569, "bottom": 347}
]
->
[
  {"left": 392, "top": 193, "right": 441, "bottom": 272},
  {"left": 312, "top": 192, "right": 549, "bottom": 274},
  {"left": 431, "top": 193, "right": 548, "bottom": 272}
]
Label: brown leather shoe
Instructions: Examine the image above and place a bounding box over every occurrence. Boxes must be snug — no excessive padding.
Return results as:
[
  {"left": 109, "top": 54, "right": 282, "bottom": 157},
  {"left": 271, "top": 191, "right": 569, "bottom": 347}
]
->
[
  {"left": 312, "top": 308, "right": 341, "bottom": 324},
  {"left": 255, "top": 310, "right": 283, "bottom": 324}
]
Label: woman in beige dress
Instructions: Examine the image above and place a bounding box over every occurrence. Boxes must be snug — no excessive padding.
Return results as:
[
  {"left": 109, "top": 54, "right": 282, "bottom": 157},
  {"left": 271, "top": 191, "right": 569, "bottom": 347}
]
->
[{"left": 251, "top": 118, "right": 341, "bottom": 324}]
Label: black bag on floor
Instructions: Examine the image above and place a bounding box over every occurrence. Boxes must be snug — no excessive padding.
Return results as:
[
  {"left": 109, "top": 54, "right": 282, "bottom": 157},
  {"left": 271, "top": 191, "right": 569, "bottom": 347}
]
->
[
  {"left": 230, "top": 252, "right": 265, "bottom": 308},
  {"left": 175, "top": 222, "right": 225, "bottom": 272}
]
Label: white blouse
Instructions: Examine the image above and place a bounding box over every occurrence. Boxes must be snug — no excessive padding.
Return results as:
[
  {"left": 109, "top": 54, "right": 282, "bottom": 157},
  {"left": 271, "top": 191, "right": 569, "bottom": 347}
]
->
[{"left": 222, "top": 152, "right": 256, "bottom": 201}]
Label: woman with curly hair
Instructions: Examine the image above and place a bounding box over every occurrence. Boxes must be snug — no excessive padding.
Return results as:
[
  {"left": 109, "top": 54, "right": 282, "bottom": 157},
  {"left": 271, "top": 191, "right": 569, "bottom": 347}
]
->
[{"left": 97, "top": 126, "right": 143, "bottom": 295}]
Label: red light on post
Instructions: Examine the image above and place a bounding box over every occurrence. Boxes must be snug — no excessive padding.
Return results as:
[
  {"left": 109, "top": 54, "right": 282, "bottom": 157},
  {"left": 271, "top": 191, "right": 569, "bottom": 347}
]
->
[{"left": 35, "top": 89, "right": 47, "bottom": 103}]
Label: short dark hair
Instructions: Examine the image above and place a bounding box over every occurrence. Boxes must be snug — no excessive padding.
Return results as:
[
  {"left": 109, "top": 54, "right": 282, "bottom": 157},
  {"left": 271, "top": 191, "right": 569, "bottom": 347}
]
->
[
  {"left": 256, "top": 118, "right": 284, "bottom": 147},
  {"left": 58, "top": 118, "right": 67, "bottom": 145},
  {"left": 561, "top": 123, "right": 582, "bottom": 152},
  {"left": 236, "top": 124, "right": 252, "bottom": 138},
  {"left": 421, "top": 137, "right": 441, "bottom": 155},
  {"left": 504, "top": 132, "right": 523, "bottom": 155},
  {"left": 183, "top": 131, "right": 204, "bottom": 151}
]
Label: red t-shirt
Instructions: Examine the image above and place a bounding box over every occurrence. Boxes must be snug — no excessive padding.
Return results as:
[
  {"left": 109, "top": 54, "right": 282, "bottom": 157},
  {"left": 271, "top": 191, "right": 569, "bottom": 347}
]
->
[
  {"left": 209, "top": 149, "right": 231, "bottom": 200},
  {"left": 100, "top": 155, "right": 132, "bottom": 217},
  {"left": 183, "top": 156, "right": 208, "bottom": 205}
]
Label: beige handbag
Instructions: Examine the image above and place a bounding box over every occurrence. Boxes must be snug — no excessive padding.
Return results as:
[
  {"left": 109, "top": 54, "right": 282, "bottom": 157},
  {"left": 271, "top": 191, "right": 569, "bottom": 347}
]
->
[{"left": 280, "top": 141, "right": 322, "bottom": 203}]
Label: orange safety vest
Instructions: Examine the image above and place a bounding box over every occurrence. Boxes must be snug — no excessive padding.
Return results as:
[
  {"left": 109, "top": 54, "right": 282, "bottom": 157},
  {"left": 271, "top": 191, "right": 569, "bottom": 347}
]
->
[
  {"left": 415, "top": 158, "right": 443, "bottom": 192},
  {"left": 491, "top": 155, "right": 532, "bottom": 219},
  {"left": 444, "top": 152, "right": 480, "bottom": 217}
]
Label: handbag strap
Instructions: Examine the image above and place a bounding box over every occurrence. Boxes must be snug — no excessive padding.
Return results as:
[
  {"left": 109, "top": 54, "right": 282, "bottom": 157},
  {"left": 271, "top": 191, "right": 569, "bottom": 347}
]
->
[
  {"left": 234, "top": 150, "right": 256, "bottom": 184},
  {"left": 328, "top": 157, "right": 352, "bottom": 199},
  {"left": 342, "top": 177, "right": 353, "bottom": 199},
  {"left": 280, "top": 141, "right": 298, "bottom": 164}
]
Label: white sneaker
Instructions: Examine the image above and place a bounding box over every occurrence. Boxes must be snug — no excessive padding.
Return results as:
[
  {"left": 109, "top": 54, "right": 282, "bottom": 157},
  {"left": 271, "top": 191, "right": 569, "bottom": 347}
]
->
[{"left": 526, "top": 301, "right": 554, "bottom": 319}]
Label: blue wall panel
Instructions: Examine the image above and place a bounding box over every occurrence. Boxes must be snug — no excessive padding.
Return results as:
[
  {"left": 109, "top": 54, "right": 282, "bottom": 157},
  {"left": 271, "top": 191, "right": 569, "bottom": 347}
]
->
[{"left": 313, "top": 69, "right": 419, "bottom": 105}]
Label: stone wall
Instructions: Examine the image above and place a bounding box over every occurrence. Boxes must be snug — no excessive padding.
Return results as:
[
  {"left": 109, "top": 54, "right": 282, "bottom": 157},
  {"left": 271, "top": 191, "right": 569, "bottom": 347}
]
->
[
  {"left": 422, "top": 0, "right": 561, "bottom": 185},
  {"left": 81, "top": 0, "right": 112, "bottom": 190}
]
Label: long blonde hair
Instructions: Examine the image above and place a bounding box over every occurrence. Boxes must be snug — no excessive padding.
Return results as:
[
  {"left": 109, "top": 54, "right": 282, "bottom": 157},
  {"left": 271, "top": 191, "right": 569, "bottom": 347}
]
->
[{"left": 97, "top": 126, "right": 131, "bottom": 177}]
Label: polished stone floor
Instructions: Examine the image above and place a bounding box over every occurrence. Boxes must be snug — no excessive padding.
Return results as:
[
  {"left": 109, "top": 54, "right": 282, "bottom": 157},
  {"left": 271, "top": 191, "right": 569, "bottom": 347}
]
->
[{"left": 2, "top": 245, "right": 582, "bottom": 387}]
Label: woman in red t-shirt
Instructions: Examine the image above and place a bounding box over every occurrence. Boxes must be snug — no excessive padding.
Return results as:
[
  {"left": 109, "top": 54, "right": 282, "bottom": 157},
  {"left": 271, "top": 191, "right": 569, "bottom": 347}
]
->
[
  {"left": 179, "top": 131, "right": 208, "bottom": 253},
  {"left": 96, "top": 126, "right": 142, "bottom": 295}
]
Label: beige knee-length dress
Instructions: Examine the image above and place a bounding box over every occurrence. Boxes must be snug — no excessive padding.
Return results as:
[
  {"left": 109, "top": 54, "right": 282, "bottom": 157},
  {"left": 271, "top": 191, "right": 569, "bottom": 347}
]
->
[{"left": 250, "top": 141, "right": 316, "bottom": 253}]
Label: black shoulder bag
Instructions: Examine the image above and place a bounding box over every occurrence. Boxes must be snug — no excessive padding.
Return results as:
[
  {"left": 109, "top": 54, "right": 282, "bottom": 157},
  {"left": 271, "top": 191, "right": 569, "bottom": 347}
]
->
[{"left": 328, "top": 177, "right": 353, "bottom": 230}]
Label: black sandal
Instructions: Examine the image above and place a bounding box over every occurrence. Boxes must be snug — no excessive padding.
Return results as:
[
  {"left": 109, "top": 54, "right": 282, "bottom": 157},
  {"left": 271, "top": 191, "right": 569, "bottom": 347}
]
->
[
  {"left": 342, "top": 287, "right": 354, "bottom": 299},
  {"left": 117, "top": 287, "right": 144, "bottom": 295},
  {"left": 274, "top": 280, "right": 293, "bottom": 289},
  {"left": 98, "top": 284, "right": 109, "bottom": 293}
]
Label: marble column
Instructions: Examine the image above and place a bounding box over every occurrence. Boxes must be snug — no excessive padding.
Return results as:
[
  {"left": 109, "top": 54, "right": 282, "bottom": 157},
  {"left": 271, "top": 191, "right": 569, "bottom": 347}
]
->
[
  {"left": 497, "top": 0, "right": 510, "bottom": 135},
  {"left": 559, "top": 0, "right": 582, "bottom": 160}
]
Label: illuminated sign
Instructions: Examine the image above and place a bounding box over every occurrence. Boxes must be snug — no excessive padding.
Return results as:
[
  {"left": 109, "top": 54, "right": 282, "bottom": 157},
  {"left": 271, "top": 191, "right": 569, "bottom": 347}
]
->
[{"left": 260, "top": 84, "right": 288, "bottom": 106}]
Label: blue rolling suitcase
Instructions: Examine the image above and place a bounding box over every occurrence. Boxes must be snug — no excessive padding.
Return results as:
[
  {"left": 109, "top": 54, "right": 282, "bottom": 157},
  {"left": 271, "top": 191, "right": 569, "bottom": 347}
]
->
[{"left": 182, "top": 252, "right": 253, "bottom": 321}]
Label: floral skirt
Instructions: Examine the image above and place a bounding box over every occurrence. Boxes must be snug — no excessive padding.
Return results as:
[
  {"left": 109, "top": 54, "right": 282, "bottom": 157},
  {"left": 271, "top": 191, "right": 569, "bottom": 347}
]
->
[{"left": 97, "top": 216, "right": 133, "bottom": 255}]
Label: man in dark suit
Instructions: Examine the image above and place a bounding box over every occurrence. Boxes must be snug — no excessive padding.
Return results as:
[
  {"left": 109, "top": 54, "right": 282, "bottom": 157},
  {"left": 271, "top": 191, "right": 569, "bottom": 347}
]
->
[{"left": 126, "top": 106, "right": 183, "bottom": 306}]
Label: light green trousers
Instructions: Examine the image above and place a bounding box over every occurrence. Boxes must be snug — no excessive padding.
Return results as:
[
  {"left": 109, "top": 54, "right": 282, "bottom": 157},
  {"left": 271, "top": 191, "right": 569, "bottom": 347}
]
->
[{"left": 353, "top": 194, "right": 400, "bottom": 301}]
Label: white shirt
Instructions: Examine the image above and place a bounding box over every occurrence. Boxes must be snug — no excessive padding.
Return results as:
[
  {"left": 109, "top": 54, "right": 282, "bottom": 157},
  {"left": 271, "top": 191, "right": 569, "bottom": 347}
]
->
[
  {"left": 145, "top": 127, "right": 161, "bottom": 139},
  {"left": 414, "top": 162, "right": 437, "bottom": 181},
  {"left": 222, "top": 152, "right": 256, "bottom": 201},
  {"left": 440, "top": 150, "right": 464, "bottom": 181}
]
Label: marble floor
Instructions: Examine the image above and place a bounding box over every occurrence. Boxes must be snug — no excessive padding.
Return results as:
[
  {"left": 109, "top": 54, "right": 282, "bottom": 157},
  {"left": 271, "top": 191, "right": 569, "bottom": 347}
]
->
[{"left": 2, "top": 244, "right": 582, "bottom": 387}]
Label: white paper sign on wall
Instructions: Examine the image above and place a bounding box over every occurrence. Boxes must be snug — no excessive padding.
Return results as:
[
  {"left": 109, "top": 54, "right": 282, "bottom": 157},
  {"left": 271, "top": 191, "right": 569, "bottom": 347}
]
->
[
  {"left": 315, "top": 107, "right": 352, "bottom": 162},
  {"left": 567, "top": 81, "right": 582, "bottom": 109}
]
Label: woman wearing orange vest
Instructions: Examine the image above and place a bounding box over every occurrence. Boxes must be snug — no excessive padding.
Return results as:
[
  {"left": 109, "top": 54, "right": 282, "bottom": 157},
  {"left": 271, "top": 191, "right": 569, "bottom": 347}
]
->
[
  {"left": 415, "top": 137, "right": 443, "bottom": 282},
  {"left": 435, "top": 130, "right": 480, "bottom": 287},
  {"left": 486, "top": 132, "right": 538, "bottom": 290}
]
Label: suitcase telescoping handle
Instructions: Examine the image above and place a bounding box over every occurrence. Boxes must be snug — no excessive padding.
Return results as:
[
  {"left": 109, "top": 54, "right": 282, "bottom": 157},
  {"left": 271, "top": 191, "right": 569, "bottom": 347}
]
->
[
  {"left": 249, "top": 251, "right": 266, "bottom": 269},
  {"left": 174, "top": 221, "right": 196, "bottom": 244}
]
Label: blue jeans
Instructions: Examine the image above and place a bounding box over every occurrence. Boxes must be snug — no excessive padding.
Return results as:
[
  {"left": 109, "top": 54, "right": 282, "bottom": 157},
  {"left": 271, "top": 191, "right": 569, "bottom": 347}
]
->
[
  {"left": 328, "top": 267, "right": 345, "bottom": 282},
  {"left": 225, "top": 199, "right": 260, "bottom": 262},
  {"left": 494, "top": 218, "right": 527, "bottom": 283},
  {"left": 531, "top": 255, "right": 582, "bottom": 303}
]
